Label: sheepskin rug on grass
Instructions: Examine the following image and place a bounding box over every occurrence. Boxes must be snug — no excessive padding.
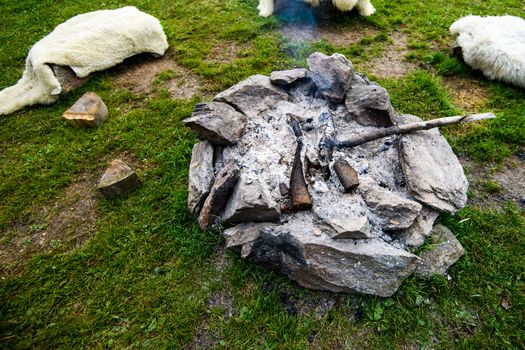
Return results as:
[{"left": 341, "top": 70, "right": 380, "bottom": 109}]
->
[
  {"left": 450, "top": 15, "right": 525, "bottom": 88},
  {"left": 0, "top": 6, "right": 168, "bottom": 115}
]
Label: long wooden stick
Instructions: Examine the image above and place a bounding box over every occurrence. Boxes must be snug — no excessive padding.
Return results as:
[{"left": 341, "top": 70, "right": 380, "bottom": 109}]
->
[{"left": 337, "top": 113, "right": 496, "bottom": 149}]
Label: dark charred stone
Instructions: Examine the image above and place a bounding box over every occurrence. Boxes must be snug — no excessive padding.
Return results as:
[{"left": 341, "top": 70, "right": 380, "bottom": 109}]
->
[
  {"left": 280, "top": 183, "right": 290, "bottom": 196},
  {"left": 250, "top": 228, "right": 308, "bottom": 271}
]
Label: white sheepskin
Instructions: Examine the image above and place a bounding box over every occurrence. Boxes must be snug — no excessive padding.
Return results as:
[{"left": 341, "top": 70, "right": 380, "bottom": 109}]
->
[
  {"left": 258, "top": 0, "right": 375, "bottom": 18},
  {"left": 450, "top": 15, "right": 525, "bottom": 88},
  {"left": 0, "top": 6, "right": 169, "bottom": 115}
]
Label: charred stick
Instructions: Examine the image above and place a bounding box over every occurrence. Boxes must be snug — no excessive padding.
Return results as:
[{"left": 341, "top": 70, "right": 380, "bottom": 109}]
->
[
  {"left": 337, "top": 113, "right": 496, "bottom": 149},
  {"left": 288, "top": 117, "right": 312, "bottom": 210}
]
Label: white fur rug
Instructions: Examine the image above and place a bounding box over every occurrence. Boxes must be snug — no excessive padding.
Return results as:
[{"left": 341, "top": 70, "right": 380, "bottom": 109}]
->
[
  {"left": 0, "top": 6, "right": 169, "bottom": 115},
  {"left": 450, "top": 15, "right": 525, "bottom": 88}
]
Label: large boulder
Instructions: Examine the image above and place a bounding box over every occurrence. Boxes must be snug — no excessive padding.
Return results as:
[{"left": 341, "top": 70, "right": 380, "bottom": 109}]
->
[
  {"left": 183, "top": 102, "right": 247, "bottom": 146},
  {"left": 307, "top": 52, "right": 355, "bottom": 103},
  {"left": 225, "top": 213, "right": 418, "bottom": 297},
  {"left": 399, "top": 114, "right": 468, "bottom": 213},
  {"left": 214, "top": 74, "right": 288, "bottom": 118}
]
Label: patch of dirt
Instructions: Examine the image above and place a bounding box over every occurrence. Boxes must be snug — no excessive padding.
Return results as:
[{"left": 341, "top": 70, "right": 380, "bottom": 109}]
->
[
  {"left": 361, "top": 31, "right": 419, "bottom": 79},
  {"left": 186, "top": 324, "right": 220, "bottom": 350},
  {"left": 443, "top": 76, "right": 490, "bottom": 112},
  {"left": 187, "top": 290, "right": 234, "bottom": 349},
  {"left": 460, "top": 150, "right": 525, "bottom": 208},
  {"left": 0, "top": 175, "right": 99, "bottom": 277},
  {"left": 278, "top": 287, "right": 342, "bottom": 319},
  {"left": 206, "top": 290, "right": 235, "bottom": 320},
  {"left": 205, "top": 41, "right": 253, "bottom": 65},
  {"left": 280, "top": 21, "right": 380, "bottom": 45},
  {"left": 112, "top": 51, "right": 203, "bottom": 100}
]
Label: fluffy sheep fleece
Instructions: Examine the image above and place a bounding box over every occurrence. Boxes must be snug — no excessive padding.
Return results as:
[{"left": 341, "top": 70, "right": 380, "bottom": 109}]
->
[
  {"left": 450, "top": 15, "right": 525, "bottom": 89},
  {"left": 258, "top": 0, "right": 375, "bottom": 18},
  {"left": 0, "top": 6, "right": 169, "bottom": 115}
]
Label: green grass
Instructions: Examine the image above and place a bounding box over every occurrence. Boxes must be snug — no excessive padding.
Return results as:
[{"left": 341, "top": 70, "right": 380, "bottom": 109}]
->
[{"left": 1, "top": 0, "right": 524, "bottom": 349}]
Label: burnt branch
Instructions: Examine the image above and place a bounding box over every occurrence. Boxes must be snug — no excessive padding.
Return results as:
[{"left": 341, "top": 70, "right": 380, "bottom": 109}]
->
[
  {"left": 288, "top": 116, "right": 312, "bottom": 211},
  {"left": 337, "top": 113, "right": 496, "bottom": 149}
]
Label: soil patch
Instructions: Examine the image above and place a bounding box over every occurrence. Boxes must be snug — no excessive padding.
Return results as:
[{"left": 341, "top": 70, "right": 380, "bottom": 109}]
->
[
  {"left": 205, "top": 40, "right": 253, "bottom": 65},
  {"left": 443, "top": 76, "right": 490, "bottom": 113},
  {"left": 361, "top": 31, "right": 419, "bottom": 79},
  {"left": 112, "top": 51, "right": 203, "bottom": 100},
  {"left": 280, "top": 21, "right": 380, "bottom": 45},
  {"left": 460, "top": 151, "right": 525, "bottom": 208},
  {"left": 0, "top": 175, "right": 99, "bottom": 277}
]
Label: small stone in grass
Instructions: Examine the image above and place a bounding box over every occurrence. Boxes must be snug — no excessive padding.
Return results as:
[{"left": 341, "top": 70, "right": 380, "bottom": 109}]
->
[
  {"left": 98, "top": 159, "right": 141, "bottom": 198},
  {"left": 64, "top": 92, "right": 108, "bottom": 128}
]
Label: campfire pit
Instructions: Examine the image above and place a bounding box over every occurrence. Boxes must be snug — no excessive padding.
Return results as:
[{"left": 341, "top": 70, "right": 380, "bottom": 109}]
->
[{"left": 184, "top": 52, "right": 492, "bottom": 297}]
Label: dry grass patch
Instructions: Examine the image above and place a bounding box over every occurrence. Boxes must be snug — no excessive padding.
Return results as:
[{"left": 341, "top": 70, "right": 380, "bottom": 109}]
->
[
  {"left": 461, "top": 151, "right": 525, "bottom": 208},
  {"left": 443, "top": 76, "right": 490, "bottom": 113},
  {"left": 361, "top": 31, "right": 419, "bottom": 79},
  {"left": 112, "top": 51, "right": 203, "bottom": 100},
  {"left": 205, "top": 40, "right": 253, "bottom": 65}
]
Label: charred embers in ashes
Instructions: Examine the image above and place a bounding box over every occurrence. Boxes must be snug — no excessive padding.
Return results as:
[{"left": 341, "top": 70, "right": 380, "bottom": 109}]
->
[
  {"left": 289, "top": 117, "right": 313, "bottom": 211},
  {"left": 317, "top": 112, "right": 337, "bottom": 166},
  {"left": 333, "top": 160, "right": 360, "bottom": 192},
  {"left": 184, "top": 52, "right": 492, "bottom": 297}
]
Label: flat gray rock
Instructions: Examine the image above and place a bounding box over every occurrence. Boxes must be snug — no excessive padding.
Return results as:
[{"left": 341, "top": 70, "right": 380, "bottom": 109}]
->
[
  {"left": 214, "top": 74, "right": 288, "bottom": 118},
  {"left": 307, "top": 52, "right": 355, "bottom": 103},
  {"left": 187, "top": 141, "right": 215, "bottom": 216},
  {"left": 321, "top": 214, "right": 372, "bottom": 239},
  {"left": 224, "top": 222, "right": 276, "bottom": 248},
  {"left": 183, "top": 102, "right": 247, "bottom": 146},
  {"left": 415, "top": 224, "right": 465, "bottom": 278},
  {"left": 399, "top": 114, "right": 468, "bottom": 213},
  {"left": 244, "top": 213, "right": 418, "bottom": 297},
  {"left": 345, "top": 85, "right": 395, "bottom": 127},
  {"left": 270, "top": 68, "right": 308, "bottom": 86},
  {"left": 360, "top": 181, "right": 422, "bottom": 231},
  {"left": 222, "top": 174, "right": 280, "bottom": 223}
]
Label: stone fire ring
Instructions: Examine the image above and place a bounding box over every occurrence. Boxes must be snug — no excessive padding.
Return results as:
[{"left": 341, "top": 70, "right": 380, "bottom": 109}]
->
[{"left": 184, "top": 52, "right": 468, "bottom": 297}]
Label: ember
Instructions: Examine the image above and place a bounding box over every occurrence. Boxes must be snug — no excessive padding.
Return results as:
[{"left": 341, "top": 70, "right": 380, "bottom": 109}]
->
[{"left": 184, "top": 52, "right": 493, "bottom": 297}]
